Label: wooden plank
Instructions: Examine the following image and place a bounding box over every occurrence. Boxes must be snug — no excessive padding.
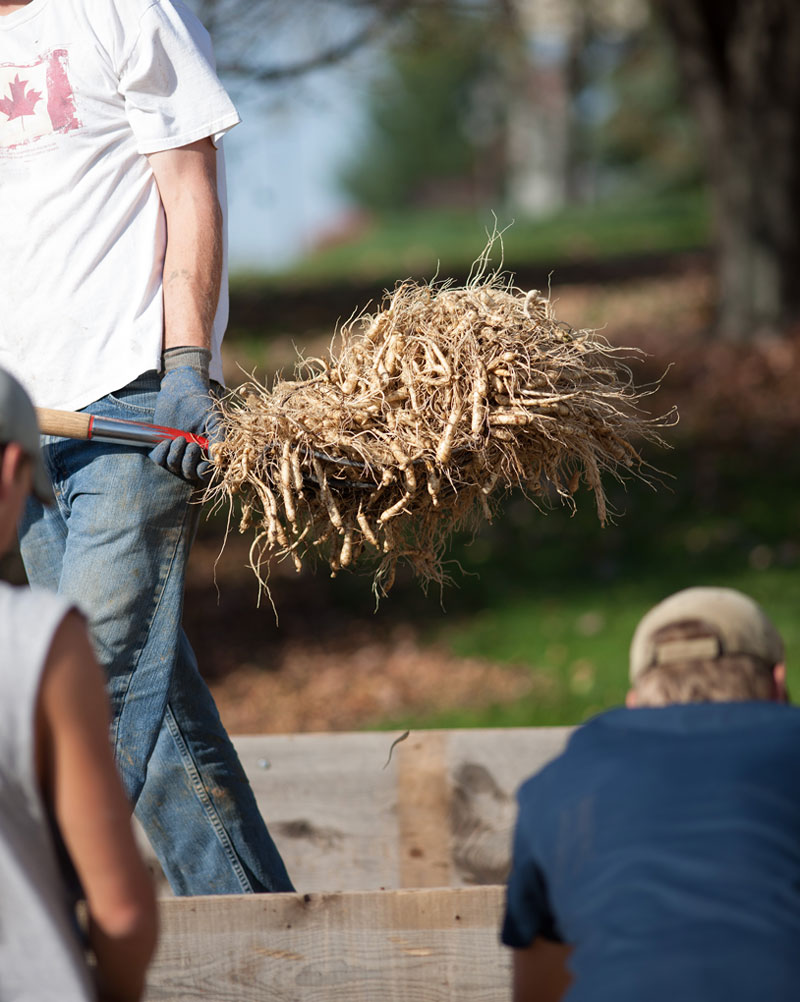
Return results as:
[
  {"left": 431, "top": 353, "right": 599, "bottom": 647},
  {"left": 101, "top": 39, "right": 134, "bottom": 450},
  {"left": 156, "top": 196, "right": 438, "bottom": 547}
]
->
[
  {"left": 237, "top": 728, "right": 572, "bottom": 892},
  {"left": 446, "top": 728, "right": 571, "bottom": 885},
  {"left": 236, "top": 731, "right": 405, "bottom": 892},
  {"left": 396, "top": 731, "right": 453, "bottom": 887},
  {"left": 138, "top": 728, "right": 573, "bottom": 895},
  {"left": 144, "top": 886, "right": 510, "bottom": 1002}
]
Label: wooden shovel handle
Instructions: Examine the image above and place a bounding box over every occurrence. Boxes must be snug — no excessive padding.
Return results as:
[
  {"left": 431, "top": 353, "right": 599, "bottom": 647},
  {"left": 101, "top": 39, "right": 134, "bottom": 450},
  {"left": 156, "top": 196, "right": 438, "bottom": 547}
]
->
[
  {"left": 36, "top": 408, "right": 92, "bottom": 440},
  {"left": 35, "top": 407, "right": 209, "bottom": 450}
]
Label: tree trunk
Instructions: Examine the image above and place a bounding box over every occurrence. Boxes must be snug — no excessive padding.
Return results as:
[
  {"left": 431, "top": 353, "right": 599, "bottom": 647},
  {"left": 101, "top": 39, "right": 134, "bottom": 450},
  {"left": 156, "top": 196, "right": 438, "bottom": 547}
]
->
[{"left": 655, "top": 0, "right": 800, "bottom": 339}]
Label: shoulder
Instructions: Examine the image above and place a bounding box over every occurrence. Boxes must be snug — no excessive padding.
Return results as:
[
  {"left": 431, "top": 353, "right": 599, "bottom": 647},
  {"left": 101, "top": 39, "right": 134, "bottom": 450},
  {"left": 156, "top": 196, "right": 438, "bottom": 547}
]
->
[
  {"left": 114, "top": 0, "right": 217, "bottom": 76},
  {"left": 515, "top": 721, "right": 600, "bottom": 801},
  {"left": 0, "top": 582, "right": 72, "bottom": 629},
  {"left": 0, "top": 586, "right": 77, "bottom": 737},
  {"left": 555, "top": 707, "right": 630, "bottom": 759},
  {"left": 137, "top": 0, "right": 212, "bottom": 44},
  {"left": 80, "top": 0, "right": 212, "bottom": 47},
  {"left": 740, "top": 701, "right": 800, "bottom": 743},
  {"left": 515, "top": 710, "right": 630, "bottom": 802},
  {"left": 0, "top": 585, "right": 80, "bottom": 674},
  {"left": 157, "top": 1, "right": 215, "bottom": 60}
]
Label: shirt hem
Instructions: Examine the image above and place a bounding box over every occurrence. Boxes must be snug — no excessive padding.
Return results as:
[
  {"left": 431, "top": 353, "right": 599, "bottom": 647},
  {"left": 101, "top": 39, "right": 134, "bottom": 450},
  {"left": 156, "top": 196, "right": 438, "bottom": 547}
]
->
[{"left": 136, "top": 114, "right": 240, "bottom": 155}]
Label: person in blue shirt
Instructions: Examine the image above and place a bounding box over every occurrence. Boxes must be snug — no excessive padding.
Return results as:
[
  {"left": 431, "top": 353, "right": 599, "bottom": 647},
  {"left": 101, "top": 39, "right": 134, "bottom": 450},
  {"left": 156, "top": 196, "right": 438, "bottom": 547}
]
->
[{"left": 502, "top": 586, "right": 800, "bottom": 1002}]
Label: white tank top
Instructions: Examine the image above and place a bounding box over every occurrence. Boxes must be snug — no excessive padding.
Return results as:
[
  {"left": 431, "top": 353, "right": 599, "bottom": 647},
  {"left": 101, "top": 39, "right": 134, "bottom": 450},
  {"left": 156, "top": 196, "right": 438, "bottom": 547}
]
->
[{"left": 0, "top": 583, "right": 95, "bottom": 1002}]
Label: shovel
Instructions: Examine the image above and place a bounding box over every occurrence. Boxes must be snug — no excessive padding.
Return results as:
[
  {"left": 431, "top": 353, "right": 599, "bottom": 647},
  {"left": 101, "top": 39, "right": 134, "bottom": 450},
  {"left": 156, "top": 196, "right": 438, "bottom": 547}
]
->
[
  {"left": 35, "top": 407, "right": 378, "bottom": 488},
  {"left": 35, "top": 407, "right": 209, "bottom": 450}
]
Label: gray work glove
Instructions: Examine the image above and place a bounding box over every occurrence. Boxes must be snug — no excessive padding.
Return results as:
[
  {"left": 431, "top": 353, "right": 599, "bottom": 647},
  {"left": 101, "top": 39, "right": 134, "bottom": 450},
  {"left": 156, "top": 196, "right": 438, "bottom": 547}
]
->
[{"left": 149, "top": 347, "right": 220, "bottom": 482}]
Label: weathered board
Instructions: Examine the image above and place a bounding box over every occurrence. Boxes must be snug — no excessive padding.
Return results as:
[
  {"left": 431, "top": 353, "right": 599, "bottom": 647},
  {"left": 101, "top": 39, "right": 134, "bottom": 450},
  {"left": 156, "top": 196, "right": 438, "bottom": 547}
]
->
[
  {"left": 144, "top": 885, "right": 510, "bottom": 1002},
  {"left": 138, "top": 727, "right": 571, "bottom": 895}
]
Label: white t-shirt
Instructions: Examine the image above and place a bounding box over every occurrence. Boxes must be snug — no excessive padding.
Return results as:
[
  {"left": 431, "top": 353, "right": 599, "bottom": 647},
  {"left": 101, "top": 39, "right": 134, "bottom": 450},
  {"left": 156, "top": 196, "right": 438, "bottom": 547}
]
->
[{"left": 0, "top": 0, "right": 240, "bottom": 410}]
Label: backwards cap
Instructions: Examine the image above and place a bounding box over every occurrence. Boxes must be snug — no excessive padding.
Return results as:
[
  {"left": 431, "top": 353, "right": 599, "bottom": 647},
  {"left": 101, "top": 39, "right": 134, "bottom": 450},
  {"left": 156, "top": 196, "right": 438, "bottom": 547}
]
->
[{"left": 629, "top": 586, "right": 784, "bottom": 682}]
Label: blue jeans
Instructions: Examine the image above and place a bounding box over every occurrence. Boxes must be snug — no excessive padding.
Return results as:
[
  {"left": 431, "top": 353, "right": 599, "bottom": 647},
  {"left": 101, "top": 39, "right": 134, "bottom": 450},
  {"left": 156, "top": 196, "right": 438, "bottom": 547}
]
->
[{"left": 19, "top": 373, "right": 294, "bottom": 895}]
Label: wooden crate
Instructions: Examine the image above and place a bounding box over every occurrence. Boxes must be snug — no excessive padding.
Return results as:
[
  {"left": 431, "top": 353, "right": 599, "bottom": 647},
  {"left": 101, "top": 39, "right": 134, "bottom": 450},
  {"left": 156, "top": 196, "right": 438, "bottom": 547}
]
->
[
  {"left": 139, "top": 727, "right": 571, "bottom": 894},
  {"left": 142, "top": 728, "right": 572, "bottom": 1000},
  {"left": 145, "top": 886, "right": 508, "bottom": 1002}
]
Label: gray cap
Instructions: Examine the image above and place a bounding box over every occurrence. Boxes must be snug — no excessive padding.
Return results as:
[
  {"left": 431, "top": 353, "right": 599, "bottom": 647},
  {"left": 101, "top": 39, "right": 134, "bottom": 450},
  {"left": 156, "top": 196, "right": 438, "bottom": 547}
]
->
[
  {"left": 629, "top": 586, "right": 784, "bottom": 682},
  {"left": 0, "top": 368, "right": 54, "bottom": 504}
]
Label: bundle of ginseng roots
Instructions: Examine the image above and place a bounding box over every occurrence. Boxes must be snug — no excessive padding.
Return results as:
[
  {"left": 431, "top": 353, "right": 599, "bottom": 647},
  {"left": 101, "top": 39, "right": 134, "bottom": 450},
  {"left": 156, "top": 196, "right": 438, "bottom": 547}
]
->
[{"left": 205, "top": 271, "right": 673, "bottom": 598}]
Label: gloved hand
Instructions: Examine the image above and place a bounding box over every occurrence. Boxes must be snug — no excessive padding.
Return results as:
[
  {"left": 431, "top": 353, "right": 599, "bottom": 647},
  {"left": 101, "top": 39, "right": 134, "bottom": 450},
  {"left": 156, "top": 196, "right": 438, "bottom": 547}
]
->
[{"left": 149, "top": 347, "right": 220, "bottom": 482}]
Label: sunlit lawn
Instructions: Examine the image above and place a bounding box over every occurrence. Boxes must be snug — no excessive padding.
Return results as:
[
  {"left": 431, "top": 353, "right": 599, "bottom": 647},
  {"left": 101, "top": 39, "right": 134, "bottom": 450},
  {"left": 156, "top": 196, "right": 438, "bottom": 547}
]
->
[
  {"left": 369, "top": 440, "right": 800, "bottom": 729},
  {"left": 233, "top": 189, "right": 710, "bottom": 288}
]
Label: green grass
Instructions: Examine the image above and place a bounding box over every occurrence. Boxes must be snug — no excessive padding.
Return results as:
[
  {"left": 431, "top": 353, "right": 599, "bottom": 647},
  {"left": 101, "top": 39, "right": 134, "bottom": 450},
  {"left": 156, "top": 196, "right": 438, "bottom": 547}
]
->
[
  {"left": 233, "top": 189, "right": 710, "bottom": 287},
  {"left": 365, "top": 439, "right": 800, "bottom": 730}
]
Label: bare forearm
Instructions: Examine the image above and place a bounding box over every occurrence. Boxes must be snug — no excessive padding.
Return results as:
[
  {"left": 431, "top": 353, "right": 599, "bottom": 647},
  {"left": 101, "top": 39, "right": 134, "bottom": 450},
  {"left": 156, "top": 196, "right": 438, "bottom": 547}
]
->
[
  {"left": 148, "top": 138, "right": 223, "bottom": 352},
  {"left": 90, "top": 902, "right": 158, "bottom": 1002},
  {"left": 512, "top": 940, "right": 572, "bottom": 1002},
  {"left": 161, "top": 191, "right": 222, "bottom": 351}
]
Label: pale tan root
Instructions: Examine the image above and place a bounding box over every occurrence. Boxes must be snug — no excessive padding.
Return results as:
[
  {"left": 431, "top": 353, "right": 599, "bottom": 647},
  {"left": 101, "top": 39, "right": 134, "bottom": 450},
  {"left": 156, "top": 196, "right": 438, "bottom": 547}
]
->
[{"left": 205, "top": 260, "right": 675, "bottom": 595}]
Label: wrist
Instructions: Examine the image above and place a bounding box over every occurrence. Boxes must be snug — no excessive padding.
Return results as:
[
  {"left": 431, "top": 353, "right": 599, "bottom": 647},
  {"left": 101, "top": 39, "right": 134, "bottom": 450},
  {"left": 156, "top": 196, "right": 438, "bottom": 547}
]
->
[{"left": 162, "top": 346, "right": 211, "bottom": 383}]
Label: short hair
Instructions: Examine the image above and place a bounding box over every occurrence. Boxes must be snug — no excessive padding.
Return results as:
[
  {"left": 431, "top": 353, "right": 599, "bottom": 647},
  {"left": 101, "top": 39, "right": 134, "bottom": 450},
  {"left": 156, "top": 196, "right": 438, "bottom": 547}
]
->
[{"left": 632, "top": 620, "right": 776, "bottom": 707}]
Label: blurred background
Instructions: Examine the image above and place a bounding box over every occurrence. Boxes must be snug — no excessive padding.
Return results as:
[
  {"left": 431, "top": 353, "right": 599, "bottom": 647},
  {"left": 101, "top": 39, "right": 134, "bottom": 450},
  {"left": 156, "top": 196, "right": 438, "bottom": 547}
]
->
[
  {"left": 26, "top": 1, "right": 800, "bottom": 735},
  {"left": 190, "top": 0, "right": 800, "bottom": 735}
]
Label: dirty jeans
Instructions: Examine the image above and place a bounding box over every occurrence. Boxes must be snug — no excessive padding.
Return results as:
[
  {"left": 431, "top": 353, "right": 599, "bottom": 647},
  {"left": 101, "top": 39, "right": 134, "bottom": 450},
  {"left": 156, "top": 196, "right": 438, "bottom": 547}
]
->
[{"left": 19, "top": 372, "right": 294, "bottom": 896}]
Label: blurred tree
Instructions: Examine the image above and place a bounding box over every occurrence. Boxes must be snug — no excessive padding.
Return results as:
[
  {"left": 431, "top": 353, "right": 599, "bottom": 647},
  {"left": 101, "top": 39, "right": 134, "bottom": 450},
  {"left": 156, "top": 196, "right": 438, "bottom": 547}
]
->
[
  {"left": 191, "top": 0, "right": 412, "bottom": 85},
  {"left": 654, "top": 0, "right": 800, "bottom": 338},
  {"left": 588, "top": 13, "right": 704, "bottom": 197},
  {"left": 335, "top": 0, "right": 700, "bottom": 217},
  {"left": 507, "top": 0, "right": 702, "bottom": 210},
  {"left": 503, "top": 1, "right": 578, "bottom": 214},
  {"left": 338, "top": 4, "right": 515, "bottom": 212}
]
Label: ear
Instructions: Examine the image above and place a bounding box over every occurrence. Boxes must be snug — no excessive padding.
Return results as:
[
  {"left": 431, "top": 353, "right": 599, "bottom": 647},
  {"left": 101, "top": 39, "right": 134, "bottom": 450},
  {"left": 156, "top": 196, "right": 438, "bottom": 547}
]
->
[
  {"left": 625, "top": 688, "right": 638, "bottom": 708},
  {"left": 0, "top": 443, "right": 32, "bottom": 553},
  {"left": 772, "top": 663, "right": 788, "bottom": 704},
  {"left": 0, "top": 441, "right": 28, "bottom": 495}
]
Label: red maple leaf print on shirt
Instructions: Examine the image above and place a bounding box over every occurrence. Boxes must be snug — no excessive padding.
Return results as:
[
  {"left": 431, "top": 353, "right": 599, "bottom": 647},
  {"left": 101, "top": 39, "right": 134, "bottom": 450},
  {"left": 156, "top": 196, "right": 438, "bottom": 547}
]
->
[{"left": 0, "top": 74, "right": 42, "bottom": 122}]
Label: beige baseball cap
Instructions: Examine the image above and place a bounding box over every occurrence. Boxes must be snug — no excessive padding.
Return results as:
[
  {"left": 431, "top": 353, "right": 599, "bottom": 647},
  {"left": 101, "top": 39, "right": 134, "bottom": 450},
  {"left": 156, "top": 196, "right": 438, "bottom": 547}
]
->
[
  {"left": 629, "top": 586, "right": 784, "bottom": 682},
  {"left": 0, "top": 368, "right": 54, "bottom": 504}
]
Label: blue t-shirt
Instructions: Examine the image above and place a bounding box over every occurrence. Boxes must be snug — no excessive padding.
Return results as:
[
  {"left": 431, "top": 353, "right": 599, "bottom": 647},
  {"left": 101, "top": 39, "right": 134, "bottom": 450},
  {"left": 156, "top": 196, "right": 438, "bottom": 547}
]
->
[{"left": 502, "top": 702, "right": 800, "bottom": 1001}]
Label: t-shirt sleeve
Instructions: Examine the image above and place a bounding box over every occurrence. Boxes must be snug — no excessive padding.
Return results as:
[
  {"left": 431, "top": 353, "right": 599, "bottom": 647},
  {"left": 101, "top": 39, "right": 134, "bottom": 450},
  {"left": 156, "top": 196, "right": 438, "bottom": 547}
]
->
[
  {"left": 501, "top": 784, "right": 562, "bottom": 948},
  {"left": 118, "top": 0, "right": 240, "bottom": 154}
]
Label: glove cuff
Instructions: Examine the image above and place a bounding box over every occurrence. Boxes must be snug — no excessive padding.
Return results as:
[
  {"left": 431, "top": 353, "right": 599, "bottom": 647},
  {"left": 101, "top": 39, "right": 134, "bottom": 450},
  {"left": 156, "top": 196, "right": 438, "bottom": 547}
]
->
[{"left": 162, "top": 346, "right": 212, "bottom": 382}]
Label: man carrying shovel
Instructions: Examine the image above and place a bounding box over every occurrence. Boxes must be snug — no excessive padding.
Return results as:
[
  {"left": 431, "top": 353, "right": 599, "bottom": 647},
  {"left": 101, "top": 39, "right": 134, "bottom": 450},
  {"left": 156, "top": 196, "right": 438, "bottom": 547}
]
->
[{"left": 0, "top": 0, "right": 293, "bottom": 895}]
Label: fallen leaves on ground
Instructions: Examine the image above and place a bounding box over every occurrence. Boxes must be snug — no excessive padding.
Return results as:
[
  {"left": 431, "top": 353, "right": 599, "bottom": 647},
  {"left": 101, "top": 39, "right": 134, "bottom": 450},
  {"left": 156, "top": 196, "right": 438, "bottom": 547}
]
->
[{"left": 208, "top": 621, "right": 538, "bottom": 734}]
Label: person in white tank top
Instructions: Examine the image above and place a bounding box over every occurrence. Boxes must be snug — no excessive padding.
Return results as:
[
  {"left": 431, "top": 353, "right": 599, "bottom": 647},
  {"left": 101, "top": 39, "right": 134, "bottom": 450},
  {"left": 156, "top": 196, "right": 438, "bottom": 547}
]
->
[{"left": 0, "top": 367, "right": 157, "bottom": 1000}]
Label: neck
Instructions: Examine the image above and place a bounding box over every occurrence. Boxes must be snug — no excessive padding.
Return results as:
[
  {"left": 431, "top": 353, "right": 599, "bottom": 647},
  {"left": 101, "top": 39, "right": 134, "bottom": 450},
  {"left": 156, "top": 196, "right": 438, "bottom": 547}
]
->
[{"left": 0, "top": 2, "right": 32, "bottom": 14}]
